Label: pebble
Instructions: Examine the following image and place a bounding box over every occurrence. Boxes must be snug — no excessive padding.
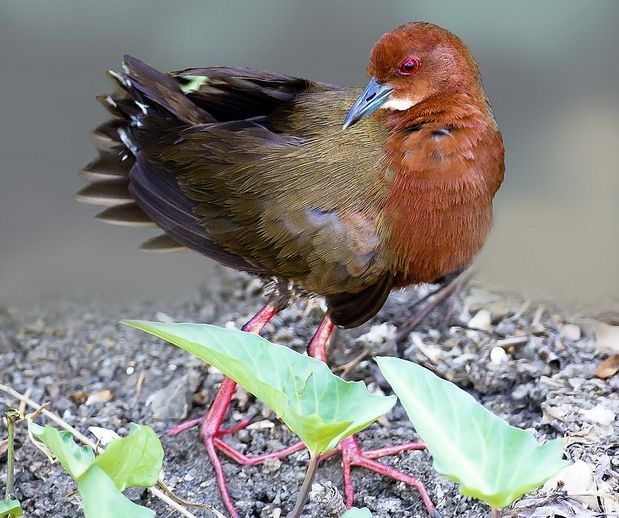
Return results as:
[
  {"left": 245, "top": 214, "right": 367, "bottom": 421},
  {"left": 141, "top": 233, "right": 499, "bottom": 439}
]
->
[
  {"left": 582, "top": 404, "right": 616, "bottom": 426},
  {"left": 490, "top": 346, "right": 508, "bottom": 365}
]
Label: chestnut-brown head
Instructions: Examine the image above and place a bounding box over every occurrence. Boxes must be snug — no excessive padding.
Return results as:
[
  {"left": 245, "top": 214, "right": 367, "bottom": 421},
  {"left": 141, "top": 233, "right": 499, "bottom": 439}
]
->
[{"left": 343, "top": 22, "right": 483, "bottom": 129}]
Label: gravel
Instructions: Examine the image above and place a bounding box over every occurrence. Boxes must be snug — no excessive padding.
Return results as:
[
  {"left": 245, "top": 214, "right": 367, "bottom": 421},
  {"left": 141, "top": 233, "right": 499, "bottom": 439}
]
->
[{"left": 0, "top": 267, "right": 617, "bottom": 517}]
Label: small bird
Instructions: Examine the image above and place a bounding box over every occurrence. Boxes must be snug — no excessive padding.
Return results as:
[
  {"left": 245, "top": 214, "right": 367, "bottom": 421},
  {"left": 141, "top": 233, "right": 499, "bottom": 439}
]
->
[{"left": 78, "top": 22, "right": 504, "bottom": 517}]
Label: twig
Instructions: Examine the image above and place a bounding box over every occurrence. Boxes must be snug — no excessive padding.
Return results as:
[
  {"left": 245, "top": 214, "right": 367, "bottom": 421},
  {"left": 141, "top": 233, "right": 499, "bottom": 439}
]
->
[
  {"left": 394, "top": 268, "right": 475, "bottom": 344},
  {"left": 4, "top": 408, "right": 22, "bottom": 500},
  {"left": 156, "top": 477, "right": 207, "bottom": 509},
  {"left": 335, "top": 350, "right": 369, "bottom": 378},
  {"left": 18, "top": 387, "right": 32, "bottom": 416},
  {"left": 0, "top": 383, "right": 200, "bottom": 518}
]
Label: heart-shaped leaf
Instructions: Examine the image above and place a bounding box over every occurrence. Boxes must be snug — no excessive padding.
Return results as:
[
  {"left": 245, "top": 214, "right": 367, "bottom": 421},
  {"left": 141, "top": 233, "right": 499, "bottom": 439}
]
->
[
  {"left": 124, "top": 321, "right": 396, "bottom": 454},
  {"left": 94, "top": 423, "right": 163, "bottom": 490},
  {"left": 29, "top": 422, "right": 95, "bottom": 479},
  {"left": 29, "top": 422, "right": 161, "bottom": 517},
  {"left": 78, "top": 464, "right": 155, "bottom": 518},
  {"left": 376, "top": 357, "right": 570, "bottom": 509}
]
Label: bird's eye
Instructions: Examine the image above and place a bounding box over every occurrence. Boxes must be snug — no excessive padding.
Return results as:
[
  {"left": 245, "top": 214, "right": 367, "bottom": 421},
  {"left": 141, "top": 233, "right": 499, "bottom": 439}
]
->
[{"left": 398, "top": 56, "right": 420, "bottom": 75}]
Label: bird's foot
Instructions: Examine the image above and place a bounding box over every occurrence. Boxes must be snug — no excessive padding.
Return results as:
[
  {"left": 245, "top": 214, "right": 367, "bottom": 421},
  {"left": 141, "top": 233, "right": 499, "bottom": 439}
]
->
[
  {"left": 330, "top": 435, "right": 438, "bottom": 517},
  {"left": 168, "top": 377, "right": 306, "bottom": 518}
]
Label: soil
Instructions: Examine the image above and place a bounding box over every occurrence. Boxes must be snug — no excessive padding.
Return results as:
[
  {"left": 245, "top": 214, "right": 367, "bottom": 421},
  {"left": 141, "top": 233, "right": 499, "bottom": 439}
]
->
[{"left": 1, "top": 266, "right": 617, "bottom": 518}]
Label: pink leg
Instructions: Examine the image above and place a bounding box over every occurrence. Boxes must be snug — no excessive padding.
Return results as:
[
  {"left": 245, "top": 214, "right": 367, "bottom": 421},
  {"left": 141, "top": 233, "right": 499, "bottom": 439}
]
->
[
  {"left": 168, "top": 303, "right": 282, "bottom": 518},
  {"left": 307, "top": 316, "right": 438, "bottom": 517},
  {"left": 214, "top": 437, "right": 306, "bottom": 465},
  {"left": 363, "top": 441, "right": 426, "bottom": 459},
  {"left": 307, "top": 316, "right": 334, "bottom": 362},
  {"left": 337, "top": 436, "right": 438, "bottom": 517}
]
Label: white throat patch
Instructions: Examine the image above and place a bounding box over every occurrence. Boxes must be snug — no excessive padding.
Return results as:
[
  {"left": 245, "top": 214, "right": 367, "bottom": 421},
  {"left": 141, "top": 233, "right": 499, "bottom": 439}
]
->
[{"left": 380, "top": 97, "right": 415, "bottom": 111}]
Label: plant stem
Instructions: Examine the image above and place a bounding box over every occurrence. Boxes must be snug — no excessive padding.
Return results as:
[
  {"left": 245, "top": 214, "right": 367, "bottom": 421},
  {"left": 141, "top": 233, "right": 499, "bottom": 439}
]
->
[
  {"left": 287, "top": 453, "right": 320, "bottom": 518},
  {"left": 490, "top": 509, "right": 502, "bottom": 518},
  {"left": 4, "top": 409, "right": 21, "bottom": 500}
]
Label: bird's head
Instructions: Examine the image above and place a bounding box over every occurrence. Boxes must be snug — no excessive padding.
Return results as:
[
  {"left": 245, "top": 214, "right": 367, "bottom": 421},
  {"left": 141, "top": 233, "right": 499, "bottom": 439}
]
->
[{"left": 343, "top": 22, "right": 482, "bottom": 129}]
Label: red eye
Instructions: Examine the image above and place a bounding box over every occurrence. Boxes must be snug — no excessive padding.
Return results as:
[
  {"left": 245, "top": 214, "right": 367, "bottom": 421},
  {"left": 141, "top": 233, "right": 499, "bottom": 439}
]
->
[{"left": 398, "top": 56, "right": 420, "bottom": 75}]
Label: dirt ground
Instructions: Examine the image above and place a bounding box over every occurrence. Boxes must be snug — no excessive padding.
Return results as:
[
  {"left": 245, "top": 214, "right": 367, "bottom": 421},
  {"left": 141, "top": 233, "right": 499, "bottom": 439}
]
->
[{"left": 1, "top": 267, "right": 617, "bottom": 517}]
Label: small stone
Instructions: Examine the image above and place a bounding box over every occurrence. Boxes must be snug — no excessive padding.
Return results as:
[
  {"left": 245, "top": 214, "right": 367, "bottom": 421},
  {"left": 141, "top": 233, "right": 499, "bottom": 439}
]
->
[
  {"left": 582, "top": 404, "right": 615, "bottom": 426},
  {"left": 146, "top": 370, "right": 201, "bottom": 419},
  {"left": 568, "top": 377, "right": 586, "bottom": 390},
  {"left": 595, "top": 322, "right": 619, "bottom": 354},
  {"left": 261, "top": 457, "right": 281, "bottom": 474},
  {"left": 490, "top": 346, "right": 507, "bottom": 365},
  {"left": 357, "top": 323, "right": 396, "bottom": 346},
  {"left": 468, "top": 309, "right": 492, "bottom": 331},
  {"left": 560, "top": 324, "right": 582, "bottom": 341}
]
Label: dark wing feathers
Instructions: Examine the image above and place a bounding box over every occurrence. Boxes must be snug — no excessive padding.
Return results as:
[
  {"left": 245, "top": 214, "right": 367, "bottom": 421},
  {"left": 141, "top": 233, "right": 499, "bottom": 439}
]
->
[
  {"left": 327, "top": 275, "right": 393, "bottom": 329},
  {"left": 78, "top": 55, "right": 392, "bottom": 326},
  {"left": 128, "top": 154, "right": 265, "bottom": 273},
  {"left": 171, "top": 66, "right": 337, "bottom": 123}
]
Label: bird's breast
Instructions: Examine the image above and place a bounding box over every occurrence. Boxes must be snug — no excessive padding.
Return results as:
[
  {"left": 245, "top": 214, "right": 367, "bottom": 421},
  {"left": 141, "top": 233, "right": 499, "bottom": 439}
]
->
[{"left": 377, "top": 111, "right": 504, "bottom": 285}]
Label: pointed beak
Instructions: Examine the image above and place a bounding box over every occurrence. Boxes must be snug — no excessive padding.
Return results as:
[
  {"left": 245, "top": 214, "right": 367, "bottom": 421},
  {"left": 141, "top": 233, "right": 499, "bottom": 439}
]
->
[{"left": 342, "top": 76, "right": 394, "bottom": 130}]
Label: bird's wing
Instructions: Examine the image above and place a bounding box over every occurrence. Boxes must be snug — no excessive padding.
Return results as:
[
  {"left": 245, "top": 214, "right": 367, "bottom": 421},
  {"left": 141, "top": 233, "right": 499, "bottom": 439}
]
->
[
  {"left": 81, "top": 56, "right": 393, "bottom": 326},
  {"left": 152, "top": 90, "right": 390, "bottom": 298}
]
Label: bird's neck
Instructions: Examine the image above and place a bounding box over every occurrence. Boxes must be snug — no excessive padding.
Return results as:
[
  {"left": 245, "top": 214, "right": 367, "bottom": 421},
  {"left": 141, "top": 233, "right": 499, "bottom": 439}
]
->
[{"left": 377, "top": 92, "right": 504, "bottom": 284}]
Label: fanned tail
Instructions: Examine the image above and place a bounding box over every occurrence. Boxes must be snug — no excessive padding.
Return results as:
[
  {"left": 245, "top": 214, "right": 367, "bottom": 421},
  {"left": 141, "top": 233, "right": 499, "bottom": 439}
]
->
[{"left": 77, "top": 65, "right": 186, "bottom": 251}]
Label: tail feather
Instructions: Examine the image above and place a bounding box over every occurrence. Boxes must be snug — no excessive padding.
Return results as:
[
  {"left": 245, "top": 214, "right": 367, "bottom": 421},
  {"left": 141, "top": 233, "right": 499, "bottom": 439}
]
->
[
  {"left": 78, "top": 57, "right": 191, "bottom": 242},
  {"left": 78, "top": 55, "right": 272, "bottom": 272},
  {"left": 96, "top": 203, "right": 157, "bottom": 228},
  {"left": 80, "top": 153, "right": 132, "bottom": 182},
  {"left": 90, "top": 120, "right": 125, "bottom": 153},
  {"left": 140, "top": 234, "right": 187, "bottom": 252},
  {"left": 75, "top": 178, "right": 132, "bottom": 207}
]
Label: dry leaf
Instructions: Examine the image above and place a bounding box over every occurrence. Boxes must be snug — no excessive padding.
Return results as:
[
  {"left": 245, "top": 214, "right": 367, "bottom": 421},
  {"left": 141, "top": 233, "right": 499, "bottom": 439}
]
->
[
  {"left": 85, "top": 389, "right": 114, "bottom": 406},
  {"left": 69, "top": 390, "right": 89, "bottom": 406},
  {"left": 88, "top": 426, "right": 121, "bottom": 447},
  {"left": 542, "top": 460, "right": 599, "bottom": 511},
  {"left": 595, "top": 354, "right": 619, "bottom": 379}
]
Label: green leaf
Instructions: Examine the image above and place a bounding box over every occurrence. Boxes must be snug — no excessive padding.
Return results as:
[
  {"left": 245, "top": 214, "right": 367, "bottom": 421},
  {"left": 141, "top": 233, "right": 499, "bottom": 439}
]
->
[
  {"left": 376, "top": 357, "right": 570, "bottom": 509},
  {"left": 78, "top": 464, "right": 154, "bottom": 518},
  {"left": 179, "top": 74, "right": 209, "bottom": 93},
  {"left": 28, "top": 422, "right": 158, "bottom": 518},
  {"left": 95, "top": 423, "right": 163, "bottom": 490},
  {"left": 341, "top": 507, "right": 373, "bottom": 517},
  {"left": 124, "top": 321, "right": 396, "bottom": 454},
  {"left": 0, "top": 499, "right": 23, "bottom": 517},
  {"left": 29, "top": 422, "right": 95, "bottom": 479}
]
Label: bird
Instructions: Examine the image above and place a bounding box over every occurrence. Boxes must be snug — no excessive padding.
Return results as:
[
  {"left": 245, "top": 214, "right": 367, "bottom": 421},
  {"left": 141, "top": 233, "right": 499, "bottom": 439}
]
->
[{"left": 77, "top": 21, "right": 504, "bottom": 517}]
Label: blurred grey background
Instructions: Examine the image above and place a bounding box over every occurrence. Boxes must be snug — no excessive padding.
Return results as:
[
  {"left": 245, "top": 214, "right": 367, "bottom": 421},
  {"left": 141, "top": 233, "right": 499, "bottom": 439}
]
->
[{"left": 0, "top": 0, "right": 617, "bottom": 313}]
